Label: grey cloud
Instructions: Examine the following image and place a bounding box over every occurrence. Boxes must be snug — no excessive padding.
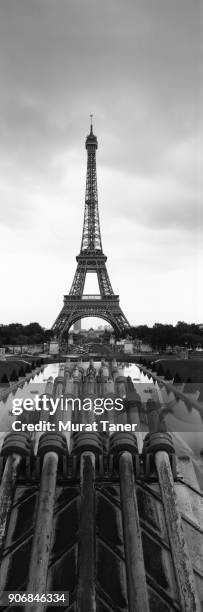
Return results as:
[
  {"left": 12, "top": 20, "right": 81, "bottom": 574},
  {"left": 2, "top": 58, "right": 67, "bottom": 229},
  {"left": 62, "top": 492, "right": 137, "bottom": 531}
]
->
[
  {"left": 0, "top": 0, "right": 199, "bottom": 189},
  {"left": 124, "top": 190, "right": 199, "bottom": 232},
  {"left": 0, "top": 0, "right": 201, "bottom": 325}
]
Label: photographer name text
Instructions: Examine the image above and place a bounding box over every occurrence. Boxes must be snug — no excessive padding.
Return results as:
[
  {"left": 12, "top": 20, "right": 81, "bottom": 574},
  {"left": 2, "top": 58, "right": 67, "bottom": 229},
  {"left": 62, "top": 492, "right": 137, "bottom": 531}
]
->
[{"left": 11, "top": 395, "right": 138, "bottom": 433}]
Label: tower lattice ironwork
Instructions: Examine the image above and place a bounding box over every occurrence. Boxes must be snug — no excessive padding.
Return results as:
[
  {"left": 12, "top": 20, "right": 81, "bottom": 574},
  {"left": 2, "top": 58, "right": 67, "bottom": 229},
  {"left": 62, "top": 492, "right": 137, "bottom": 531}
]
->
[{"left": 53, "top": 119, "right": 130, "bottom": 337}]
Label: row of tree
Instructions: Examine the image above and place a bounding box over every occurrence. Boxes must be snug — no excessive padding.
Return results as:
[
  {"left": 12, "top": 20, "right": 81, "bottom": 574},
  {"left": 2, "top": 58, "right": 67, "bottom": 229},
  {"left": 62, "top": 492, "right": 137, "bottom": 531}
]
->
[
  {"left": 120, "top": 321, "right": 203, "bottom": 350},
  {"left": 0, "top": 321, "right": 202, "bottom": 351},
  {"left": 0, "top": 323, "right": 52, "bottom": 346}
]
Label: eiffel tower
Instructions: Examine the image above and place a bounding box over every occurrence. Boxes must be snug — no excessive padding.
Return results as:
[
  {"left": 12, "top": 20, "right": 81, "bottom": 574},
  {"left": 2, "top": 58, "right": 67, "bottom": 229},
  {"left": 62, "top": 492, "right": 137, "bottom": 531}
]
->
[{"left": 53, "top": 118, "right": 130, "bottom": 338}]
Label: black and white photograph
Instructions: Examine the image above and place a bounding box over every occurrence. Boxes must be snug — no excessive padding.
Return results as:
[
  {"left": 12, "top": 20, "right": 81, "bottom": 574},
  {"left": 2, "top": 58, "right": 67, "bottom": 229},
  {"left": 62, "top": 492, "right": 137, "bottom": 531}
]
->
[{"left": 0, "top": 1, "right": 202, "bottom": 610}]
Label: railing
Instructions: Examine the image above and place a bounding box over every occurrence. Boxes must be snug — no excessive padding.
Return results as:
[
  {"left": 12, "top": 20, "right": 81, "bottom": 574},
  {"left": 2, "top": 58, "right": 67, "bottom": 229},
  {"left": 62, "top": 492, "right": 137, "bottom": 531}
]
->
[
  {"left": 64, "top": 294, "right": 119, "bottom": 300},
  {"left": 81, "top": 295, "right": 101, "bottom": 300}
]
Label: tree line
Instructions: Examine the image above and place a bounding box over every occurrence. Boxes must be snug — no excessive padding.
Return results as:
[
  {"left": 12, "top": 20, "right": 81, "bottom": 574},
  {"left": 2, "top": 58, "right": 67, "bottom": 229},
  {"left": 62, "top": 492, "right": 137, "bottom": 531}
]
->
[
  {"left": 0, "top": 323, "right": 52, "bottom": 346},
  {"left": 0, "top": 321, "right": 202, "bottom": 351},
  {"left": 120, "top": 321, "right": 203, "bottom": 350}
]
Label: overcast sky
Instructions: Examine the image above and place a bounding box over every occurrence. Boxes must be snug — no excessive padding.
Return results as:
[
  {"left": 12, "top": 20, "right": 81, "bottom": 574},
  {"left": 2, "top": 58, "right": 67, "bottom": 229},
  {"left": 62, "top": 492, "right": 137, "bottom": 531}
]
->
[{"left": 0, "top": 0, "right": 202, "bottom": 328}]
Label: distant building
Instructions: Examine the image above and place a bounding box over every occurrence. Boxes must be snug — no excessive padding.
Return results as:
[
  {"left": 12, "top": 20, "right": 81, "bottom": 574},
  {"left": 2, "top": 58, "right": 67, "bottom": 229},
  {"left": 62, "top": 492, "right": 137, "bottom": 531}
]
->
[
  {"left": 75, "top": 328, "right": 105, "bottom": 339},
  {"left": 0, "top": 347, "right": 6, "bottom": 360},
  {"left": 123, "top": 340, "right": 134, "bottom": 354},
  {"left": 140, "top": 343, "right": 152, "bottom": 353},
  {"left": 74, "top": 320, "right": 82, "bottom": 332},
  {"left": 49, "top": 340, "right": 59, "bottom": 355},
  {"left": 86, "top": 328, "right": 98, "bottom": 339}
]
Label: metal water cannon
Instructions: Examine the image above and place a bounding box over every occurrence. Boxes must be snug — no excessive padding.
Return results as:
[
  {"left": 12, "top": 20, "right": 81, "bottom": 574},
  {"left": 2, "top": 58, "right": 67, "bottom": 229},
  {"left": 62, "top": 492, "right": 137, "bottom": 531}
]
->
[
  {"left": 58, "top": 364, "right": 65, "bottom": 377},
  {"left": 72, "top": 366, "right": 80, "bottom": 381},
  {"left": 98, "top": 360, "right": 105, "bottom": 380},
  {"left": 111, "top": 358, "right": 117, "bottom": 372},
  {"left": 64, "top": 376, "right": 74, "bottom": 396},
  {"left": 86, "top": 359, "right": 97, "bottom": 377},
  {"left": 85, "top": 372, "right": 97, "bottom": 395},
  {"left": 64, "top": 367, "right": 71, "bottom": 380},
  {"left": 112, "top": 367, "right": 119, "bottom": 380},
  {"left": 117, "top": 364, "right": 124, "bottom": 377},
  {"left": 115, "top": 374, "right": 126, "bottom": 398},
  {"left": 100, "top": 365, "right": 109, "bottom": 382},
  {"left": 77, "top": 359, "right": 84, "bottom": 375},
  {"left": 64, "top": 359, "right": 72, "bottom": 379},
  {"left": 72, "top": 368, "right": 81, "bottom": 397},
  {"left": 45, "top": 376, "right": 54, "bottom": 397},
  {"left": 53, "top": 375, "right": 64, "bottom": 400},
  {"left": 103, "top": 377, "right": 115, "bottom": 397}
]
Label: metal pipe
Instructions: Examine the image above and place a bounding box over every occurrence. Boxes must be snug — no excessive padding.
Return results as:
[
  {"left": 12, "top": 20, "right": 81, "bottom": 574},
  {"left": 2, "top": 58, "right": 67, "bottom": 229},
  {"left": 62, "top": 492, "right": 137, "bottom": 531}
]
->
[
  {"left": 25, "top": 451, "right": 58, "bottom": 612},
  {"left": 0, "top": 430, "right": 32, "bottom": 566},
  {"left": 155, "top": 450, "right": 201, "bottom": 612},
  {"left": 119, "top": 451, "right": 150, "bottom": 612},
  {"left": 77, "top": 451, "right": 96, "bottom": 612},
  {"left": 33, "top": 377, "right": 54, "bottom": 454},
  {"left": 0, "top": 453, "right": 21, "bottom": 563}
]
